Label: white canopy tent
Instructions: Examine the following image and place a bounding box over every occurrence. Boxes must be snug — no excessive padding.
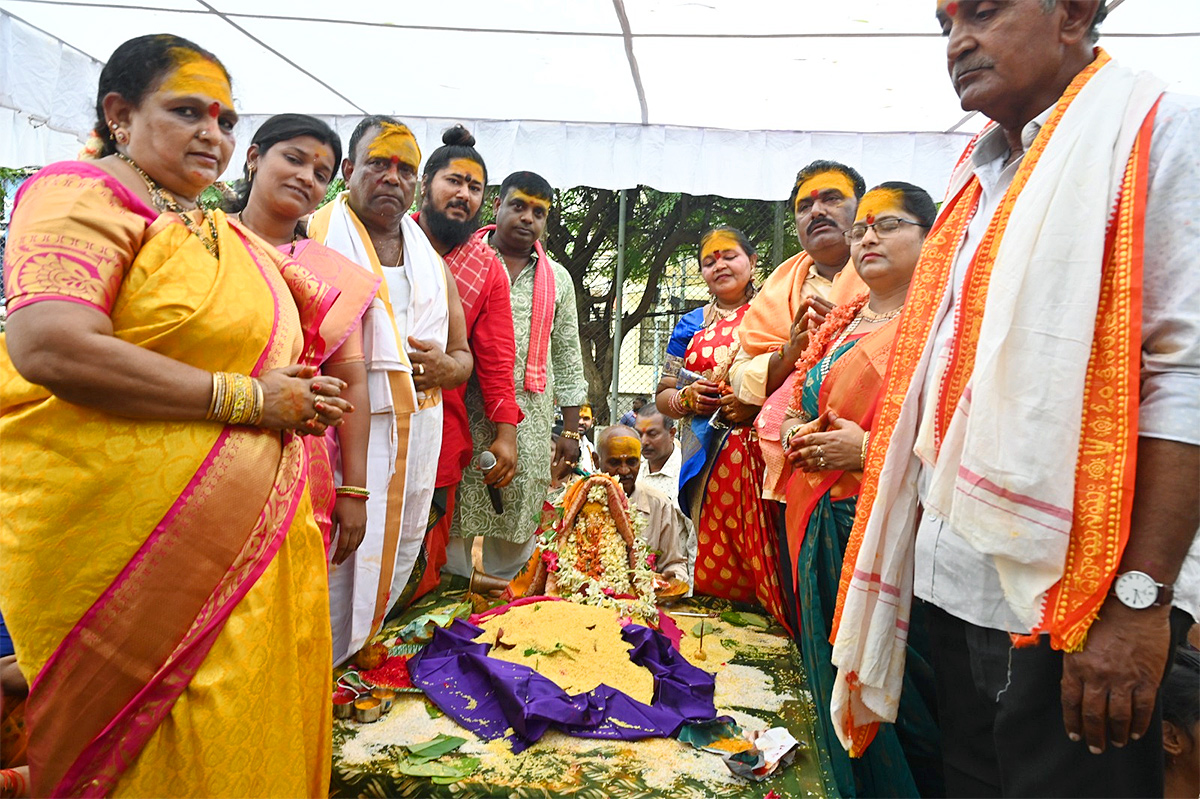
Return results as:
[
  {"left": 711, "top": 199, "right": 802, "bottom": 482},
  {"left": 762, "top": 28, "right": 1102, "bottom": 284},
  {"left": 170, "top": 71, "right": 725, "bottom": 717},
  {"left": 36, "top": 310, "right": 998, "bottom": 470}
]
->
[{"left": 1, "top": 0, "right": 1197, "bottom": 200}]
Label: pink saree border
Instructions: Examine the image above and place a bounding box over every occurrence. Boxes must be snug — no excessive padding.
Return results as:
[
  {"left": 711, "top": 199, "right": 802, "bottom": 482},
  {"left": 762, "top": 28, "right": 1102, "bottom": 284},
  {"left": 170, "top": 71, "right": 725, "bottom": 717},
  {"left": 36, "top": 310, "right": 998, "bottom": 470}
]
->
[
  {"left": 28, "top": 218, "right": 314, "bottom": 797},
  {"left": 55, "top": 436, "right": 309, "bottom": 798}
]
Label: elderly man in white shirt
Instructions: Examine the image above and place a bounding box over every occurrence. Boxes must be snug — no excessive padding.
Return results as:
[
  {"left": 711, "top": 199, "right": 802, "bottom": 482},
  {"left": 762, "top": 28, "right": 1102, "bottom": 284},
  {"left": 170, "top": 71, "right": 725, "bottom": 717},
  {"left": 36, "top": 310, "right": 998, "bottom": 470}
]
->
[
  {"left": 830, "top": 4, "right": 1200, "bottom": 798},
  {"left": 633, "top": 403, "right": 696, "bottom": 586}
]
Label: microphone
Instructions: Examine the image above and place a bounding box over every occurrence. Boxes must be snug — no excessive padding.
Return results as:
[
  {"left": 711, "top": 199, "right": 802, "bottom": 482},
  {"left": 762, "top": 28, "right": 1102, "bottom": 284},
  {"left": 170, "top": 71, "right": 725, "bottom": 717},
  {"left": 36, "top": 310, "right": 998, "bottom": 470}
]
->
[{"left": 478, "top": 451, "right": 504, "bottom": 515}]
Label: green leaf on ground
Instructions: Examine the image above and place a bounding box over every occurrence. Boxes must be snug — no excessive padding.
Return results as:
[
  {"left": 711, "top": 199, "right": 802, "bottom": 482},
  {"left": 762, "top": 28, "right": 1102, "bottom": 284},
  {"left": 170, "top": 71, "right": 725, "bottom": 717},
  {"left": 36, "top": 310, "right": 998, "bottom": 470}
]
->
[
  {"left": 404, "top": 734, "right": 466, "bottom": 762},
  {"left": 720, "top": 611, "right": 770, "bottom": 629}
]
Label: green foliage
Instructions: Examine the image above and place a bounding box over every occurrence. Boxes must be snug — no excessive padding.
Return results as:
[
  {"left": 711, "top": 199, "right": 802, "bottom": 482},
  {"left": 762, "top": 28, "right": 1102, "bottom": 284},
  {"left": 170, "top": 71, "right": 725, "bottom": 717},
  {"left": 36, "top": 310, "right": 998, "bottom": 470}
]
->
[
  {"left": 0, "top": 166, "right": 40, "bottom": 214},
  {"left": 541, "top": 185, "right": 800, "bottom": 414}
]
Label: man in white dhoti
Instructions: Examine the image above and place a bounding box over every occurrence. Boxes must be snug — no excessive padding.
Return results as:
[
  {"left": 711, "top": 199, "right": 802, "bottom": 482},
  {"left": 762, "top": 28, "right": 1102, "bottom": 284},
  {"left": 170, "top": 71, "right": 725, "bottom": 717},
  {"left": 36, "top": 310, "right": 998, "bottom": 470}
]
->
[{"left": 309, "top": 116, "right": 473, "bottom": 663}]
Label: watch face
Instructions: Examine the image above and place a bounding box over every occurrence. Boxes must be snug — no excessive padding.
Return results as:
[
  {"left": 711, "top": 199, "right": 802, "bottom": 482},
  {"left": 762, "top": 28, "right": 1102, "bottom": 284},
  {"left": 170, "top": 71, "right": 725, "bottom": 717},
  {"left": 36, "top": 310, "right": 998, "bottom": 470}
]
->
[{"left": 1114, "top": 572, "right": 1158, "bottom": 610}]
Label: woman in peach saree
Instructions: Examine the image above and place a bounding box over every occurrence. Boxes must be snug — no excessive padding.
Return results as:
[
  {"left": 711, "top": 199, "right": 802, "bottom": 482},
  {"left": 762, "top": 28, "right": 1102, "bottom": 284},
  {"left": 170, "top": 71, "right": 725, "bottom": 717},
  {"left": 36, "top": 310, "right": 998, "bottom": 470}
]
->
[
  {"left": 0, "top": 35, "right": 356, "bottom": 797},
  {"left": 780, "top": 183, "right": 940, "bottom": 798}
]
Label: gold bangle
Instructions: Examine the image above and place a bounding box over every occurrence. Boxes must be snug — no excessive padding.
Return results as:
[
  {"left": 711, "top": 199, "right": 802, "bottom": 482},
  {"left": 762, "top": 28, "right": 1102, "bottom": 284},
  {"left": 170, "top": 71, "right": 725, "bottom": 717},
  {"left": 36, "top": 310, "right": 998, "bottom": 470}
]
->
[
  {"left": 335, "top": 486, "right": 370, "bottom": 499},
  {"left": 782, "top": 424, "right": 798, "bottom": 451},
  {"left": 861, "top": 431, "right": 870, "bottom": 469},
  {"left": 560, "top": 429, "right": 581, "bottom": 441},
  {"left": 206, "top": 372, "right": 224, "bottom": 420},
  {"left": 209, "top": 373, "right": 262, "bottom": 425}
]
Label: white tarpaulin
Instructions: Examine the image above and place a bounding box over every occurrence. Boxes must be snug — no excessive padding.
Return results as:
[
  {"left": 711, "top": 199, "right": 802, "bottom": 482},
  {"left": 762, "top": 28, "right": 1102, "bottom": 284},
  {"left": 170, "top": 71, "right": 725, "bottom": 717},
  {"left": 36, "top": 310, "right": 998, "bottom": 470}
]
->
[{"left": 1, "top": 0, "right": 1197, "bottom": 199}]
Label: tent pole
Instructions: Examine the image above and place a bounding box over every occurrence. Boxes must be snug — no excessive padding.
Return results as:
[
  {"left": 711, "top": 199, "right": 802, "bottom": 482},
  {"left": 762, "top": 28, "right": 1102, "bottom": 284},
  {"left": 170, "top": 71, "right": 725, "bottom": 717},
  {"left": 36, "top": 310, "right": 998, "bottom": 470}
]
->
[{"left": 609, "top": 188, "right": 628, "bottom": 424}]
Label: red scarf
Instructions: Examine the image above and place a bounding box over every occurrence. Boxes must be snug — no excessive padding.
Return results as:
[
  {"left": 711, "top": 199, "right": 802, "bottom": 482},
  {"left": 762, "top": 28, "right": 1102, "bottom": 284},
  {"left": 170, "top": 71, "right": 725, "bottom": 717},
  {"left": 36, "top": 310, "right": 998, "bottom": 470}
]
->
[{"left": 475, "top": 225, "right": 556, "bottom": 393}]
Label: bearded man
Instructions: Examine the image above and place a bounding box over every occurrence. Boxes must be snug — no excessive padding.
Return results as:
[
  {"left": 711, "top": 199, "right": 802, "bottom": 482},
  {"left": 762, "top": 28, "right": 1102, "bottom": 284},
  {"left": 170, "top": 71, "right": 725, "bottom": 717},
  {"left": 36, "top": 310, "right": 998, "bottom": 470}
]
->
[{"left": 405, "top": 125, "right": 521, "bottom": 603}]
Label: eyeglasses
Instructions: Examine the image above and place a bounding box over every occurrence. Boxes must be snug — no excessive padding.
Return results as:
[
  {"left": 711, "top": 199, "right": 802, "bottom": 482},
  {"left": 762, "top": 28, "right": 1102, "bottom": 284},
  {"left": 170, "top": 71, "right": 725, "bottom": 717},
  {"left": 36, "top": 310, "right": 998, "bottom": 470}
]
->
[{"left": 844, "top": 217, "right": 929, "bottom": 243}]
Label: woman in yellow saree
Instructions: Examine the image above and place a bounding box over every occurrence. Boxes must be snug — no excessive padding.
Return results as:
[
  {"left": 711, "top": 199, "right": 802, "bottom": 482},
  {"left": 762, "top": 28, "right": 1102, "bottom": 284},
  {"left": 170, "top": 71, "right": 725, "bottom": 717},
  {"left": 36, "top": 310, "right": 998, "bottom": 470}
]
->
[
  {"left": 780, "top": 183, "right": 941, "bottom": 797},
  {"left": 0, "top": 35, "right": 355, "bottom": 797}
]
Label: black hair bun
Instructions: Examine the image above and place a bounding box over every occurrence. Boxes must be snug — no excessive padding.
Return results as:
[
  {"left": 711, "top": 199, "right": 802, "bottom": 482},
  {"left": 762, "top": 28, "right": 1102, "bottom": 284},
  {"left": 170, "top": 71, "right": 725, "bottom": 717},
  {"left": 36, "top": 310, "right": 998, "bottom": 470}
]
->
[{"left": 443, "top": 124, "right": 475, "bottom": 147}]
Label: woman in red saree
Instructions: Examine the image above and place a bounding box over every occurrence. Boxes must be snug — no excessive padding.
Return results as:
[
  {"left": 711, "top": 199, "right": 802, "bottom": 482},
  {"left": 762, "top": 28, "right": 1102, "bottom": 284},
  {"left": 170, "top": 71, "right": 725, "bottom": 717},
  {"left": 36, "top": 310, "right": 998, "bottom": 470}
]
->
[
  {"left": 655, "top": 227, "right": 788, "bottom": 627},
  {"left": 780, "top": 183, "right": 940, "bottom": 797},
  {"left": 228, "top": 113, "right": 380, "bottom": 567},
  {"left": 0, "top": 36, "right": 358, "bottom": 797}
]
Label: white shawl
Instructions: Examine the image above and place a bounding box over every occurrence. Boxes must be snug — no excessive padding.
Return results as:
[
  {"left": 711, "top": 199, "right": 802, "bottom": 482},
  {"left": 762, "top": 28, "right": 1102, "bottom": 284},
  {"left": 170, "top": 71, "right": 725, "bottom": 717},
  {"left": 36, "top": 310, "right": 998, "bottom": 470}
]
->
[
  {"left": 829, "top": 58, "right": 1164, "bottom": 750},
  {"left": 315, "top": 194, "right": 449, "bottom": 663}
]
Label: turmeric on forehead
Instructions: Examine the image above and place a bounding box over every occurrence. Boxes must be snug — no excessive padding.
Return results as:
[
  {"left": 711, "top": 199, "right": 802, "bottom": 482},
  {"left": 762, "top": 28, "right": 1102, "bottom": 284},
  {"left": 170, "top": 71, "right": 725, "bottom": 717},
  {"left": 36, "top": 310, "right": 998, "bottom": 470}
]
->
[
  {"left": 793, "top": 170, "right": 856, "bottom": 212},
  {"left": 448, "top": 158, "right": 484, "bottom": 183},
  {"left": 856, "top": 188, "right": 907, "bottom": 223},
  {"left": 366, "top": 122, "right": 421, "bottom": 169},
  {"left": 161, "top": 48, "right": 232, "bottom": 109},
  {"left": 700, "top": 230, "right": 741, "bottom": 263},
  {"left": 509, "top": 189, "right": 551, "bottom": 212},
  {"left": 605, "top": 436, "right": 641, "bottom": 459}
]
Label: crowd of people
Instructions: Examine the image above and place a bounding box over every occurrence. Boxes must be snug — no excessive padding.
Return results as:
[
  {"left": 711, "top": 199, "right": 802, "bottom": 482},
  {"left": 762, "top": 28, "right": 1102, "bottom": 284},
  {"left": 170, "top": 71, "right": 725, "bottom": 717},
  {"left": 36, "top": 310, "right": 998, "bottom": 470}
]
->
[{"left": 0, "top": 1, "right": 1197, "bottom": 797}]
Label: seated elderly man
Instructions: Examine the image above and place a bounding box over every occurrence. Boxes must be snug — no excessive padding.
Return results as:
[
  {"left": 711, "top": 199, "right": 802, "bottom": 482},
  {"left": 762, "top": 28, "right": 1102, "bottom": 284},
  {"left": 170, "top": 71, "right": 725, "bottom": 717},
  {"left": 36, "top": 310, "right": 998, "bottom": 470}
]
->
[
  {"left": 634, "top": 403, "right": 696, "bottom": 586},
  {"left": 598, "top": 424, "right": 688, "bottom": 586}
]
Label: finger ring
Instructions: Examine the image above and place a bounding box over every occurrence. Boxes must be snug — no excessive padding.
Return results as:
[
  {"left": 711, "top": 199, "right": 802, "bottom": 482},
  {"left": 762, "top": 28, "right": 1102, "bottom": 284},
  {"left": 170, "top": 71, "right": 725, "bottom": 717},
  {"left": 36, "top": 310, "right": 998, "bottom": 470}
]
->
[
  {"left": 818, "top": 446, "right": 825, "bottom": 457},
  {"left": 819, "top": 456, "right": 826, "bottom": 468},
  {"left": 414, "top": 363, "right": 425, "bottom": 376}
]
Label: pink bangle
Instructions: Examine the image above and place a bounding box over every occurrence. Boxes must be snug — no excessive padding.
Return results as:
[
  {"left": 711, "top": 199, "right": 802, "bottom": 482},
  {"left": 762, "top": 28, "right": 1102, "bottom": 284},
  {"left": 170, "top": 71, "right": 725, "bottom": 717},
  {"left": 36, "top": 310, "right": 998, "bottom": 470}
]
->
[{"left": 669, "top": 390, "right": 686, "bottom": 416}]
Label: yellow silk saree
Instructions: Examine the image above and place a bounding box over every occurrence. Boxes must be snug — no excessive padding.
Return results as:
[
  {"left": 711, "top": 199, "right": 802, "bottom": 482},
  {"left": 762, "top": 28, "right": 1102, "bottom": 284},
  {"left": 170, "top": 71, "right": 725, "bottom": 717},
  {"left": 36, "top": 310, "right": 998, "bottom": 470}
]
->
[{"left": 0, "top": 162, "right": 340, "bottom": 797}]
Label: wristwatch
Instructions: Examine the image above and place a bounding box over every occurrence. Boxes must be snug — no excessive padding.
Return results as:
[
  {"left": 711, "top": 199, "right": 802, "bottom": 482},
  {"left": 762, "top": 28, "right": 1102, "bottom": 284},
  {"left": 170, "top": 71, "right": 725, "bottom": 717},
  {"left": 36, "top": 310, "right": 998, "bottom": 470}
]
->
[{"left": 1110, "top": 570, "right": 1173, "bottom": 610}]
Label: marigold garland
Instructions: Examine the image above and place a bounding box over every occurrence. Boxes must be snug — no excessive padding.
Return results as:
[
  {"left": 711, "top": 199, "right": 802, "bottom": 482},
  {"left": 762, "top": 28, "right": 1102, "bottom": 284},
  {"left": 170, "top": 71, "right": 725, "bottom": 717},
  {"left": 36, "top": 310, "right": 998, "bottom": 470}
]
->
[{"left": 790, "top": 292, "right": 870, "bottom": 411}]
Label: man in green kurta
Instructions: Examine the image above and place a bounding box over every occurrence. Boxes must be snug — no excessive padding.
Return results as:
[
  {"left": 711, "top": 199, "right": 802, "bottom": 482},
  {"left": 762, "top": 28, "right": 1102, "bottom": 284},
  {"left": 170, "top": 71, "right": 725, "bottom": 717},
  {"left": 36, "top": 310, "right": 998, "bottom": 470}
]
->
[{"left": 446, "top": 171, "right": 588, "bottom": 579}]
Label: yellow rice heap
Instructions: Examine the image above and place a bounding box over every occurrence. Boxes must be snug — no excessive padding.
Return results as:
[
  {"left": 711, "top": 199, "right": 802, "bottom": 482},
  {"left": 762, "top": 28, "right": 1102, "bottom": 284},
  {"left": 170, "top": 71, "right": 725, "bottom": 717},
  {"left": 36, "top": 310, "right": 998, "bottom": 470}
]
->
[{"left": 476, "top": 601, "right": 655, "bottom": 705}]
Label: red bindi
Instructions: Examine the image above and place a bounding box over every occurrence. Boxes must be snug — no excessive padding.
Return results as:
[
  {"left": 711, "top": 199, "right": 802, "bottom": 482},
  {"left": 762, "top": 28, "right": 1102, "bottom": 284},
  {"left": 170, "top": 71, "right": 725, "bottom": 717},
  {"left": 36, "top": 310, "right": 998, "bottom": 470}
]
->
[
  {"left": 390, "top": 155, "right": 400, "bottom": 165},
  {"left": 208, "top": 102, "right": 220, "bottom": 118},
  {"left": 866, "top": 214, "right": 876, "bottom": 224},
  {"left": 945, "top": 2, "right": 958, "bottom": 16},
  {"left": 810, "top": 189, "right": 819, "bottom": 198}
]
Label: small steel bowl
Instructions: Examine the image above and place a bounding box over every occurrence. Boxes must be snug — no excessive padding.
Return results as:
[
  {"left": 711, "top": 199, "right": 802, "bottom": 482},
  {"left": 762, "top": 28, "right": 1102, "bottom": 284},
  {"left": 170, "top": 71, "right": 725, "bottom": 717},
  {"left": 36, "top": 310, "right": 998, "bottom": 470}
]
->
[
  {"left": 371, "top": 687, "right": 396, "bottom": 714},
  {"left": 354, "top": 696, "right": 382, "bottom": 723},
  {"left": 333, "top": 690, "right": 356, "bottom": 719}
]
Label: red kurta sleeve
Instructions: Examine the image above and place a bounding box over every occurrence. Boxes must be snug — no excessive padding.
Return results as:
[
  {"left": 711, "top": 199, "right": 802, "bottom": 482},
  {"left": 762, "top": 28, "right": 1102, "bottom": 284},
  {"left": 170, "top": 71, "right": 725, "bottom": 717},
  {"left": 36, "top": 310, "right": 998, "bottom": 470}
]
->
[{"left": 472, "top": 260, "right": 523, "bottom": 426}]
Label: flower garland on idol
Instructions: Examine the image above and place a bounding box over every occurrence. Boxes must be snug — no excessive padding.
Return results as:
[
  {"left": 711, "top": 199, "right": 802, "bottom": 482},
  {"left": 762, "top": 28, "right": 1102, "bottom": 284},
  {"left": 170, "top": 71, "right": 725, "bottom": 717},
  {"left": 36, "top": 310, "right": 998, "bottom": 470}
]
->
[{"left": 539, "top": 474, "right": 657, "bottom": 621}]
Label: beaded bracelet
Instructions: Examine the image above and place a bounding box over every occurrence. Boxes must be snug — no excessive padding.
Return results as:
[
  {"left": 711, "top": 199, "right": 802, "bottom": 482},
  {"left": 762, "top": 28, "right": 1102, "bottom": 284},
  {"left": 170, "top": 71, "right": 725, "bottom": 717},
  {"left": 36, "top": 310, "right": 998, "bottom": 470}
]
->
[
  {"left": 335, "top": 486, "right": 370, "bottom": 500},
  {"left": 560, "top": 429, "right": 581, "bottom": 441},
  {"left": 860, "top": 431, "right": 870, "bottom": 469},
  {"left": 207, "top": 372, "right": 264, "bottom": 426}
]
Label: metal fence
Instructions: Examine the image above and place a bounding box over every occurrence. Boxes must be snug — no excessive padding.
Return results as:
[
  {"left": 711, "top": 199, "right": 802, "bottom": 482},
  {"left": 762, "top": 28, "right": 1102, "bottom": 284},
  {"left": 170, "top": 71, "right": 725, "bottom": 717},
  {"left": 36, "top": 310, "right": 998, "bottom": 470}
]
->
[{"left": 532, "top": 187, "right": 799, "bottom": 425}]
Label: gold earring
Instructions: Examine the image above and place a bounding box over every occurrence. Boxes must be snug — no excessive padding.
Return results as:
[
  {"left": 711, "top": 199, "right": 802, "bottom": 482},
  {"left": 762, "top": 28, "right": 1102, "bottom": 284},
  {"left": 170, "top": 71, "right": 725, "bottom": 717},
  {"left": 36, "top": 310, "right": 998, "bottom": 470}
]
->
[{"left": 115, "top": 129, "right": 129, "bottom": 145}]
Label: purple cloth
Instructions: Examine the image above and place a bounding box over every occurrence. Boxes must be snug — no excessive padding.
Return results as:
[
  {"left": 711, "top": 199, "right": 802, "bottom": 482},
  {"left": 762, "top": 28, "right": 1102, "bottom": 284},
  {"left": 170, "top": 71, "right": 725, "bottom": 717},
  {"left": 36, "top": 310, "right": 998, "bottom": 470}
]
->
[{"left": 410, "top": 616, "right": 717, "bottom": 752}]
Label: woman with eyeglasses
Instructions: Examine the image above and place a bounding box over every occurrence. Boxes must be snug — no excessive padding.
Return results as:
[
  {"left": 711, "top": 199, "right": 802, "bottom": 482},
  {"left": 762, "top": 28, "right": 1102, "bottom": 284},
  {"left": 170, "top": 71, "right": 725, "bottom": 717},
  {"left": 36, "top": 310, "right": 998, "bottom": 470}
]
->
[{"left": 779, "top": 182, "right": 942, "bottom": 797}]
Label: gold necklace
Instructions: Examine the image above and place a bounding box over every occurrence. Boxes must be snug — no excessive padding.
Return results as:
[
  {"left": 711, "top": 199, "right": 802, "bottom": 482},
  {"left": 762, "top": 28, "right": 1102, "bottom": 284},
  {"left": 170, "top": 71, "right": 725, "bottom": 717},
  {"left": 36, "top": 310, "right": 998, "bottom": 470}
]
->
[
  {"left": 116, "top": 152, "right": 219, "bottom": 259},
  {"left": 859, "top": 303, "right": 902, "bottom": 322}
]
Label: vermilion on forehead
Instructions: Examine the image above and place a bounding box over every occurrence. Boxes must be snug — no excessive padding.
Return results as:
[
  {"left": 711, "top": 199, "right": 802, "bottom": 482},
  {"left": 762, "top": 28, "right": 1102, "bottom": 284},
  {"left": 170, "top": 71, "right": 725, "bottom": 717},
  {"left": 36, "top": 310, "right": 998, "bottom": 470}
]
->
[
  {"left": 510, "top": 189, "right": 551, "bottom": 211},
  {"left": 700, "top": 230, "right": 741, "bottom": 263},
  {"left": 855, "top": 187, "right": 907, "bottom": 222},
  {"left": 606, "top": 436, "right": 642, "bottom": 458},
  {"left": 937, "top": 0, "right": 958, "bottom": 15},
  {"left": 793, "top": 170, "right": 856, "bottom": 211},
  {"left": 366, "top": 122, "right": 421, "bottom": 169},
  {"left": 448, "top": 158, "right": 484, "bottom": 183},
  {"left": 161, "top": 49, "right": 233, "bottom": 109}
]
